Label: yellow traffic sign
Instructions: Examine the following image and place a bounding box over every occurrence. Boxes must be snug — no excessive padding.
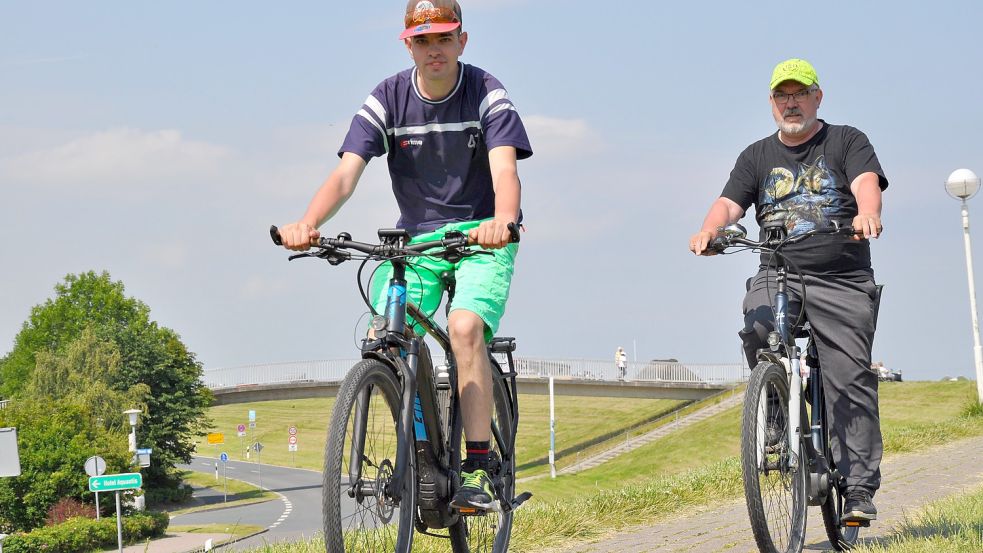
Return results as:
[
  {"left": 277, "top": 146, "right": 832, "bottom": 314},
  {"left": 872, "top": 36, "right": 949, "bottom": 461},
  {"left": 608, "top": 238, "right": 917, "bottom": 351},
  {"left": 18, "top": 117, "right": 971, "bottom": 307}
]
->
[{"left": 207, "top": 432, "right": 225, "bottom": 445}]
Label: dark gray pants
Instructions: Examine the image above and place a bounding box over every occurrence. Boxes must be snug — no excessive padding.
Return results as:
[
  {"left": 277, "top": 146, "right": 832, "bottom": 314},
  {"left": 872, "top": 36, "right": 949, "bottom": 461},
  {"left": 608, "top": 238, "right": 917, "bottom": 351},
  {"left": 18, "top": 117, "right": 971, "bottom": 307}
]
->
[{"left": 741, "top": 269, "right": 883, "bottom": 493}]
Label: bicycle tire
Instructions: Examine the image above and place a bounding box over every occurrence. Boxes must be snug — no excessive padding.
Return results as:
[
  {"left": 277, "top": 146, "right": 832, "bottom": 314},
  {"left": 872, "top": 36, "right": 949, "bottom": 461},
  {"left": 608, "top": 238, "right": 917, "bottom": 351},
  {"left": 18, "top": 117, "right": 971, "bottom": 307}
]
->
[
  {"left": 741, "top": 361, "right": 808, "bottom": 553},
  {"left": 448, "top": 357, "right": 516, "bottom": 553},
  {"left": 323, "top": 359, "right": 415, "bottom": 553},
  {"left": 818, "top": 384, "right": 861, "bottom": 550}
]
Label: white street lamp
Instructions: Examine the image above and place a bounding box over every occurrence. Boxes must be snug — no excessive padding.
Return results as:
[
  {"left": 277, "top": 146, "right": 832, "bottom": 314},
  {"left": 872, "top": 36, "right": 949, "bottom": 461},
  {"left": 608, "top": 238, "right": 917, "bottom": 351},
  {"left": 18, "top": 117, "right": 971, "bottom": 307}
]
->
[
  {"left": 945, "top": 168, "right": 983, "bottom": 403},
  {"left": 123, "top": 409, "right": 142, "bottom": 455}
]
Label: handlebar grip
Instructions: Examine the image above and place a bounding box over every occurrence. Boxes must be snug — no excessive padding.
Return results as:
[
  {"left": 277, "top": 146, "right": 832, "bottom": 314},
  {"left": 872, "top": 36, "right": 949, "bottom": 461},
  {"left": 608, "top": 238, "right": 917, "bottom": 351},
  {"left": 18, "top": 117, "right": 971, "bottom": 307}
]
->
[
  {"left": 707, "top": 237, "right": 728, "bottom": 253},
  {"left": 507, "top": 223, "right": 520, "bottom": 244},
  {"left": 270, "top": 225, "right": 283, "bottom": 246}
]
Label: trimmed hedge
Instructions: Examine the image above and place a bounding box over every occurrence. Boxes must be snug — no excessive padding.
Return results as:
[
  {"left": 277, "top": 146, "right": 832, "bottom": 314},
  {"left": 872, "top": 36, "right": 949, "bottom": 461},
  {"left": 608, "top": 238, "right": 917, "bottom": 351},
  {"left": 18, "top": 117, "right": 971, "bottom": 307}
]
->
[{"left": 1, "top": 512, "right": 168, "bottom": 553}]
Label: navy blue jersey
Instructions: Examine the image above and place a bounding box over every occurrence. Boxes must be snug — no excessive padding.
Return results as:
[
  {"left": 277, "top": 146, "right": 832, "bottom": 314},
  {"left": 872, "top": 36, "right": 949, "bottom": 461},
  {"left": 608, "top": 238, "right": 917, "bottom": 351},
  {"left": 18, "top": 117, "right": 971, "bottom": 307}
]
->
[{"left": 340, "top": 63, "right": 532, "bottom": 235}]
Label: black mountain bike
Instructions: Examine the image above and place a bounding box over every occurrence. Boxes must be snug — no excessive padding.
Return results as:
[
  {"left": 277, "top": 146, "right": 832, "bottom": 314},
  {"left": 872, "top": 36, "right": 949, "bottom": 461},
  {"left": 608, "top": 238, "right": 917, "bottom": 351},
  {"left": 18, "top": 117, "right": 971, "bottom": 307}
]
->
[
  {"left": 271, "top": 225, "right": 530, "bottom": 553},
  {"left": 710, "top": 220, "right": 882, "bottom": 553}
]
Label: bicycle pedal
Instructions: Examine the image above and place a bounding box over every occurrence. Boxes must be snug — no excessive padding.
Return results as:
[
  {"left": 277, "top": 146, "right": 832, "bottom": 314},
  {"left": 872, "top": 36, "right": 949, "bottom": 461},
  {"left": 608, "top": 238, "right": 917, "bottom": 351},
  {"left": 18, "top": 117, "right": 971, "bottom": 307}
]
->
[
  {"left": 510, "top": 491, "right": 532, "bottom": 510},
  {"left": 843, "top": 519, "right": 871, "bottom": 528},
  {"left": 456, "top": 500, "right": 500, "bottom": 516}
]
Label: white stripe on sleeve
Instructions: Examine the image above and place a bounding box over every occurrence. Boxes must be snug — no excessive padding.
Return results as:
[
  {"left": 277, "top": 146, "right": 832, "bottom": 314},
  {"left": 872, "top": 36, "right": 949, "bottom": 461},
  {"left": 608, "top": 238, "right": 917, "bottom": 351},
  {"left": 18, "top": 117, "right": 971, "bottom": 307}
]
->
[{"left": 479, "top": 88, "right": 510, "bottom": 119}]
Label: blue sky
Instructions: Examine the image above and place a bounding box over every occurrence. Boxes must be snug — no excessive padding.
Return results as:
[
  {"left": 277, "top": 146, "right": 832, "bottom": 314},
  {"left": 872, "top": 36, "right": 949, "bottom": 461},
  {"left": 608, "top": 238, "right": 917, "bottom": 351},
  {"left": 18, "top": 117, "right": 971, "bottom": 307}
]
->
[{"left": 2, "top": 1, "right": 982, "bottom": 382}]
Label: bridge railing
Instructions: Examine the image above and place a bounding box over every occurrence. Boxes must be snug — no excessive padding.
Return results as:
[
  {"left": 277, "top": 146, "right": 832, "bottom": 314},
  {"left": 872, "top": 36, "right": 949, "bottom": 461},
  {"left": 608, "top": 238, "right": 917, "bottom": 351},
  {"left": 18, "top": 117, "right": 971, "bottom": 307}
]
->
[{"left": 202, "top": 357, "right": 747, "bottom": 389}]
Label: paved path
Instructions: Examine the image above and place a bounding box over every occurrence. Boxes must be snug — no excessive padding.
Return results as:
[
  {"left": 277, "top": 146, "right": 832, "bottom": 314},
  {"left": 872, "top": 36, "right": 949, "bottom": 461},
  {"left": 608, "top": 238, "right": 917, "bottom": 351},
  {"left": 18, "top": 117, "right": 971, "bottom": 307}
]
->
[
  {"left": 98, "top": 532, "right": 228, "bottom": 552},
  {"left": 559, "top": 434, "right": 983, "bottom": 552}
]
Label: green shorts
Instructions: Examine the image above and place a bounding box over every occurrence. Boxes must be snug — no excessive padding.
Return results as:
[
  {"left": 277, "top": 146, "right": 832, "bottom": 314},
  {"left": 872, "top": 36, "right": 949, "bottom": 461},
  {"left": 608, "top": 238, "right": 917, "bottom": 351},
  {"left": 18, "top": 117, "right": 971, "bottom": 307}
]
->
[{"left": 369, "top": 219, "right": 519, "bottom": 342}]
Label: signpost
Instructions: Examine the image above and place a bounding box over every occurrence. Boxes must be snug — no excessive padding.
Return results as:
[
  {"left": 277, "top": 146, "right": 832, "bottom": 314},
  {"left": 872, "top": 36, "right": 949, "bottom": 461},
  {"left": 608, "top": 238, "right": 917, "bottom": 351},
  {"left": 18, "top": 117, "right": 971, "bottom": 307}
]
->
[
  {"left": 84, "top": 455, "right": 107, "bottom": 520},
  {"left": 288, "top": 425, "right": 298, "bottom": 461},
  {"left": 253, "top": 442, "right": 264, "bottom": 489},
  {"left": 237, "top": 423, "right": 246, "bottom": 459},
  {"left": 219, "top": 452, "right": 229, "bottom": 502},
  {"left": 89, "top": 473, "right": 142, "bottom": 553}
]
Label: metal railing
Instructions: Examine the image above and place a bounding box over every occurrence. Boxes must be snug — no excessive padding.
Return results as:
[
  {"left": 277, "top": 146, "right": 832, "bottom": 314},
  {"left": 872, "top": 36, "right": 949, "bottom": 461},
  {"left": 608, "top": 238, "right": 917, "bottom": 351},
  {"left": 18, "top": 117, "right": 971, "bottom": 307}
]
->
[
  {"left": 202, "top": 357, "right": 747, "bottom": 389},
  {"left": 0, "top": 400, "right": 8, "bottom": 410}
]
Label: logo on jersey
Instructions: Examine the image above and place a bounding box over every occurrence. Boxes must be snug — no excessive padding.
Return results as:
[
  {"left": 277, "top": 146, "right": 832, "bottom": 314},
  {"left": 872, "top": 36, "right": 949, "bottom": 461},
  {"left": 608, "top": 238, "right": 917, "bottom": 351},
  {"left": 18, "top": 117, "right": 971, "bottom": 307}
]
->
[
  {"left": 400, "top": 138, "right": 423, "bottom": 149},
  {"left": 468, "top": 134, "right": 477, "bottom": 148}
]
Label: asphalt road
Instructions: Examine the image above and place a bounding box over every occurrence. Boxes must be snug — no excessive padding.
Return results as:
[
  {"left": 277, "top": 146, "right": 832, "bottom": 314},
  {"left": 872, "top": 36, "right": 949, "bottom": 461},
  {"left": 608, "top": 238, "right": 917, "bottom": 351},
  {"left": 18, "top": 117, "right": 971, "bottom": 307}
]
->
[{"left": 175, "top": 456, "right": 322, "bottom": 550}]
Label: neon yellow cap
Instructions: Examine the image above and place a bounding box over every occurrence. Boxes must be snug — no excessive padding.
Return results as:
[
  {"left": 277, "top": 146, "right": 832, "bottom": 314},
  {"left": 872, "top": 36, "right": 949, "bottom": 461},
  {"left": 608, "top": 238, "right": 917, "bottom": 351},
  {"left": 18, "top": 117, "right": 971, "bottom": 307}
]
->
[{"left": 770, "top": 58, "right": 819, "bottom": 90}]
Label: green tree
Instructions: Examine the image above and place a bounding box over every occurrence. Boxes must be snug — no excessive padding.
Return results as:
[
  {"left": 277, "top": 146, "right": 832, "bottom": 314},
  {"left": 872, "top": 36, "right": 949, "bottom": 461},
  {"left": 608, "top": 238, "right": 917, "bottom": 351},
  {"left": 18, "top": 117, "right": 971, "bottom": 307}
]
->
[
  {"left": 0, "top": 271, "right": 211, "bottom": 494},
  {"left": 0, "top": 399, "right": 130, "bottom": 531}
]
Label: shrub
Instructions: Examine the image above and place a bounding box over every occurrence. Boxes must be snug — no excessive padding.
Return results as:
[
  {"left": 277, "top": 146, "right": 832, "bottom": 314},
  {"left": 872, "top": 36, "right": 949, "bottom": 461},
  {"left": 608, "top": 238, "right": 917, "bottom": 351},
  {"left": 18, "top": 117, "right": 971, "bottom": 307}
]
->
[
  {"left": 45, "top": 497, "right": 95, "bottom": 526},
  {"left": 1, "top": 512, "right": 168, "bottom": 553}
]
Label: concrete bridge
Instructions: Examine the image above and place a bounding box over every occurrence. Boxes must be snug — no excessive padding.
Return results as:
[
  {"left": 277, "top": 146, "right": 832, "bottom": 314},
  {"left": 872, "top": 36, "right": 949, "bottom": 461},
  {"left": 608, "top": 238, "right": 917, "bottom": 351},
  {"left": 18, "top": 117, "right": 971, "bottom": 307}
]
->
[{"left": 203, "top": 357, "right": 747, "bottom": 405}]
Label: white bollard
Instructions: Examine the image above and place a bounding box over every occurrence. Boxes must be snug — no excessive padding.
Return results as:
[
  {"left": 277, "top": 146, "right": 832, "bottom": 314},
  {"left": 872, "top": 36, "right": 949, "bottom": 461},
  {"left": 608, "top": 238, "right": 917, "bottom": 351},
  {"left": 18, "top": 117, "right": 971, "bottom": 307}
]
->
[{"left": 204, "top": 538, "right": 214, "bottom": 551}]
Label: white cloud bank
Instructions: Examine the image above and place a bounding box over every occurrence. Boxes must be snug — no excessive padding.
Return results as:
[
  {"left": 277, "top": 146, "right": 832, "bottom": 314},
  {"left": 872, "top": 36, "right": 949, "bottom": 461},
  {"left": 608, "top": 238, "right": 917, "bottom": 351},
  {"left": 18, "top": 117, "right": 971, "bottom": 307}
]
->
[{"left": 0, "top": 128, "right": 233, "bottom": 191}]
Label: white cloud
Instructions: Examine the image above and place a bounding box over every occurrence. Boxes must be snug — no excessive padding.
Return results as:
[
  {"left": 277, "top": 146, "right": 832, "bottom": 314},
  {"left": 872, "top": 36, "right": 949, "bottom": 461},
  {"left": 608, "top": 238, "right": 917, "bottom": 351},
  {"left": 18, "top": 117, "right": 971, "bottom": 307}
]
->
[
  {"left": 522, "top": 115, "right": 604, "bottom": 159},
  {"left": 0, "top": 127, "right": 233, "bottom": 191}
]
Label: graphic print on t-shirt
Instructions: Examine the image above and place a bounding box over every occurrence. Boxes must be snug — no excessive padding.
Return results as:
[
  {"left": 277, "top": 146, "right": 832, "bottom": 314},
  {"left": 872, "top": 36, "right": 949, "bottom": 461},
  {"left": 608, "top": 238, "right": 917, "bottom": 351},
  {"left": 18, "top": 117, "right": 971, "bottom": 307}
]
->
[{"left": 760, "top": 154, "right": 838, "bottom": 235}]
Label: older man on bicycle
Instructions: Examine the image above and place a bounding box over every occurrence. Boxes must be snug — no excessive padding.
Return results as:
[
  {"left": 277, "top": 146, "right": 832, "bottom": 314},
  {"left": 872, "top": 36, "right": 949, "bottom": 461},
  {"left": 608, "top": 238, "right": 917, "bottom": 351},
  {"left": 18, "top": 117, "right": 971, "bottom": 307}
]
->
[
  {"left": 689, "top": 58, "right": 887, "bottom": 523},
  {"left": 277, "top": 0, "right": 532, "bottom": 510}
]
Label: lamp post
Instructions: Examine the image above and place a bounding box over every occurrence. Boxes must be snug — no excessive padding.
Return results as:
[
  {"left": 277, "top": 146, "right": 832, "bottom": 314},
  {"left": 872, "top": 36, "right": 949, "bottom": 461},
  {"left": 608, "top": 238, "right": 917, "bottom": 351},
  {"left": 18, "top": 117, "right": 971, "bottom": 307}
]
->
[
  {"left": 945, "top": 168, "right": 983, "bottom": 403},
  {"left": 123, "top": 409, "right": 142, "bottom": 458}
]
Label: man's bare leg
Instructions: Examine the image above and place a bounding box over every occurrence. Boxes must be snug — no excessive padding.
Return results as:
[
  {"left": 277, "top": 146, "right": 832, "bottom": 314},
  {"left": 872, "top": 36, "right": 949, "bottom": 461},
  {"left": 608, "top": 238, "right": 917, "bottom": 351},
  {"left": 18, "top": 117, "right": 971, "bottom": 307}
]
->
[{"left": 448, "top": 309, "right": 492, "bottom": 443}]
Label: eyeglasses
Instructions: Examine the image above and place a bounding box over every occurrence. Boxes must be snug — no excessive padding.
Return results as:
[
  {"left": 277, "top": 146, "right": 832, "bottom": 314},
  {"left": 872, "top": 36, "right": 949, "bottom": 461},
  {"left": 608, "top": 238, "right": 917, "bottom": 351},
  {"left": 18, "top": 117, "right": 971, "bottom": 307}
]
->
[
  {"left": 771, "top": 89, "right": 815, "bottom": 104},
  {"left": 404, "top": 6, "right": 460, "bottom": 28}
]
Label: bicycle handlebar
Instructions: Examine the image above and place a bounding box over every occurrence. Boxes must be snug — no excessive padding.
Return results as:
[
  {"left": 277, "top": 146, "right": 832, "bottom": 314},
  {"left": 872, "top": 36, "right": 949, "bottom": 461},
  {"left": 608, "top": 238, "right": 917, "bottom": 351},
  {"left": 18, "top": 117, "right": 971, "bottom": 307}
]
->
[
  {"left": 269, "top": 223, "right": 519, "bottom": 264},
  {"left": 708, "top": 222, "right": 859, "bottom": 254}
]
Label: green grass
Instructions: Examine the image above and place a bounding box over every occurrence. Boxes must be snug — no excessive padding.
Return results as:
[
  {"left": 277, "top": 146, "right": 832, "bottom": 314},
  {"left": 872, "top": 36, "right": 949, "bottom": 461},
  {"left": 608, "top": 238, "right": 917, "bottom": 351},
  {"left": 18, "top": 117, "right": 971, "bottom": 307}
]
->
[
  {"left": 169, "top": 522, "right": 265, "bottom": 538},
  {"left": 853, "top": 484, "right": 983, "bottom": 552},
  {"left": 200, "top": 380, "right": 983, "bottom": 552},
  {"left": 194, "top": 394, "right": 687, "bottom": 477},
  {"left": 170, "top": 470, "right": 277, "bottom": 516}
]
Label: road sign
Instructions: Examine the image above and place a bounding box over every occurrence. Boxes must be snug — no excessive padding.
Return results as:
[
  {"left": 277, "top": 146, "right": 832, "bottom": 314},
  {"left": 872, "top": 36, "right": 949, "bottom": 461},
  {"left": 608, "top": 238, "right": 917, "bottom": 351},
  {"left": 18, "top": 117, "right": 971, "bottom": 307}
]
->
[
  {"left": 249, "top": 421, "right": 256, "bottom": 429},
  {"left": 288, "top": 426, "right": 297, "bottom": 436},
  {"left": 237, "top": 423, "right": 246, "bottom": 437},
  {"left": 288, "top": 444, "right": 298, "bottom": 452},
  {"left": 207, "top": 432, "right": 225, "bottom": 444},
  {"left": 136, "top": 448, "right": 152, "bottom": 455},
  {"left": 220, "top": 452, "right": 229, "bottom": 463},
  {"left": 88, "top": 473, "right": 142, "bottom": 492},
  {"left": 0, "top": 428, "right": 21, "bottom": 477},
  {"left": 84, "top": 455, "right": 107, "bottom": 477},
  {"left": 252, "top": 442, "right": 264, "bottom": 452},
  {"left": 288, "top": 435, "right": 297, "bottom": 445},
  {"left": 248, "top": 410, "right": 256, "bottom": 422}
]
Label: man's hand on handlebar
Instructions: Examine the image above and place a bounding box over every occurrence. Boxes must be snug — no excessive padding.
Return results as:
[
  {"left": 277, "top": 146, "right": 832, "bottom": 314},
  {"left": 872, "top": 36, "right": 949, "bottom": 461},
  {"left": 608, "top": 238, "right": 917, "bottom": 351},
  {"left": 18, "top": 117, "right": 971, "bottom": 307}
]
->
[
  {"left": 689, "top": 230, "right": 717, "bottom": 256},
  {"left": 277, "top": 222, "right": 321, "bottom": 251},
  {"left": 852, "top": 213, "right": 883, "bottom": 240},
  {"left": 469, "top": 219, "right": 516, "bottom": 249}
]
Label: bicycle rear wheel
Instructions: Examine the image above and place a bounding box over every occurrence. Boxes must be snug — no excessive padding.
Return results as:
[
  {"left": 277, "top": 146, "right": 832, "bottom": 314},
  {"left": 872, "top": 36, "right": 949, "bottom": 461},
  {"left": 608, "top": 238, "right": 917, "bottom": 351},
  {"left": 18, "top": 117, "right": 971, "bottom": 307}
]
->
[
  {"left": 449, "top": 357, "right": 516, "bottom": 553},
  {"left": 741, "top": 361, "right": 808, "bottom": 553},
  {"left": 323, "top": 359, "right": 415, "bottom": 553}
]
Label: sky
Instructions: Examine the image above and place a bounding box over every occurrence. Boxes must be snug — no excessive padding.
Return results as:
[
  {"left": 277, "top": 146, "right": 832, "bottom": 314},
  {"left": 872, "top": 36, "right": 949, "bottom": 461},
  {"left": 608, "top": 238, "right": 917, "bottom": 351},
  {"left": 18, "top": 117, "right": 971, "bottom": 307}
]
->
[{"left": 2, "top": 1, "right": 983, "bottom": 382}]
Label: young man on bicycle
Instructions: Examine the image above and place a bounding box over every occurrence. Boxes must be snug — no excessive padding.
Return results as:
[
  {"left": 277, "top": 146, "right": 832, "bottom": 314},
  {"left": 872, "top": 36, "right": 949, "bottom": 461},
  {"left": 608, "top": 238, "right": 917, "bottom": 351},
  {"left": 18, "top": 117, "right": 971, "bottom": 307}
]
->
[
  {"left": 277, "top": 0, "right": 532, "bottom": 510},
  {"left": 688, "top": 58, "right": 887, "bottom": 523}
]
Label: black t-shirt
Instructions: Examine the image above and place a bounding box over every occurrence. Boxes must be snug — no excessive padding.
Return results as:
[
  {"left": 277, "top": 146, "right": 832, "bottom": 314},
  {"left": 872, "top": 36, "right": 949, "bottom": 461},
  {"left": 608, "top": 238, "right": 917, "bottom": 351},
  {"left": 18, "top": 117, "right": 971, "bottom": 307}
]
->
[{"left": 721, "top": 121, "right": 888, "bottom": 275}]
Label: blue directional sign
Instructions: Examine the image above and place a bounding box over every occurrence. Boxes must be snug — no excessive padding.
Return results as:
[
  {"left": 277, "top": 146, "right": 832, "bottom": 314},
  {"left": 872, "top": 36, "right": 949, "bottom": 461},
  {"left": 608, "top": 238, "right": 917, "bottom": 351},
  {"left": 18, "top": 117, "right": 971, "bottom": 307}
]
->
[{"left": 220, "top": 452, "right": 229, "bottom": 462}]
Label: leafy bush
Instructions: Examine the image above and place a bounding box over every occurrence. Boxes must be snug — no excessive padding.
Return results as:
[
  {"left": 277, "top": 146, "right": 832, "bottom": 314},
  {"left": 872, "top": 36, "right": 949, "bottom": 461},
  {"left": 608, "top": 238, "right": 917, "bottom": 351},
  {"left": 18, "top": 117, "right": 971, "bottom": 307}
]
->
[
  {"left": 1, "top": 512, "right": 168, "bottom": 553},
  {"left": 45, "top": 497, "right": 95, "bottom": 526}
]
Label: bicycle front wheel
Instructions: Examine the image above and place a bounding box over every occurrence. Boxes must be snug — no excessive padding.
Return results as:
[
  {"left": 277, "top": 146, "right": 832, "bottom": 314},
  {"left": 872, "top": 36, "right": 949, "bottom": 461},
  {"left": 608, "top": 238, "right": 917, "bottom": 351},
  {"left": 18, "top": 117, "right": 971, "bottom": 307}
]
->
[
  {"left": 323, "top": 359, "right": 415, "bottom": 553},
  {"left": 741, "top": 361, "right": 808, "bottom": 553},
  {"left": 449, "top": 357, "right": 516, "bottom": 553}
]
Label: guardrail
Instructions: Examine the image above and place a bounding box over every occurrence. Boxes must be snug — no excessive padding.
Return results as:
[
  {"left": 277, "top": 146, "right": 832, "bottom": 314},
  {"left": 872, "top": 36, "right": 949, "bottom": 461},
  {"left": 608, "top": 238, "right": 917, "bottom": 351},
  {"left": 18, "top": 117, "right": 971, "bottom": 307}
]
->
[
  {"left": 0, "top": 400, "right": 8, "bottom": 410},
  {"left": 202, "top": 357, "right": 747, "bottom": 389}
]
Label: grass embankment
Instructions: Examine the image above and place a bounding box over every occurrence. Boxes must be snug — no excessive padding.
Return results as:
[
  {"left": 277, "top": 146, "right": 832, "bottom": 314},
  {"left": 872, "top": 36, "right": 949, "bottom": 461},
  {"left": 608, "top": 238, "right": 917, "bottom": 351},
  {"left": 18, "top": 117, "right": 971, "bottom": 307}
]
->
[
  {"left": 194, "top": 395, "right": 686, "bottom": 476},
  {"left": 219, "top": 380, "right": 983, "bottom": 552},
  {"left": 170, "top": 470, "right": 277, "bottom": 516},
  {"left": 853, "top": 483, "right": 983, "bottom": 552}
]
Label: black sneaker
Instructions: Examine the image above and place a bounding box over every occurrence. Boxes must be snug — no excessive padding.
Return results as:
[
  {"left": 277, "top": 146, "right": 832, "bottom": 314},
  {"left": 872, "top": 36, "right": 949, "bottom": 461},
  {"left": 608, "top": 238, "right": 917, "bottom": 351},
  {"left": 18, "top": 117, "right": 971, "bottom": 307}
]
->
[{"left": 842, "top": 488, "right": 877, "bottom": 522}]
